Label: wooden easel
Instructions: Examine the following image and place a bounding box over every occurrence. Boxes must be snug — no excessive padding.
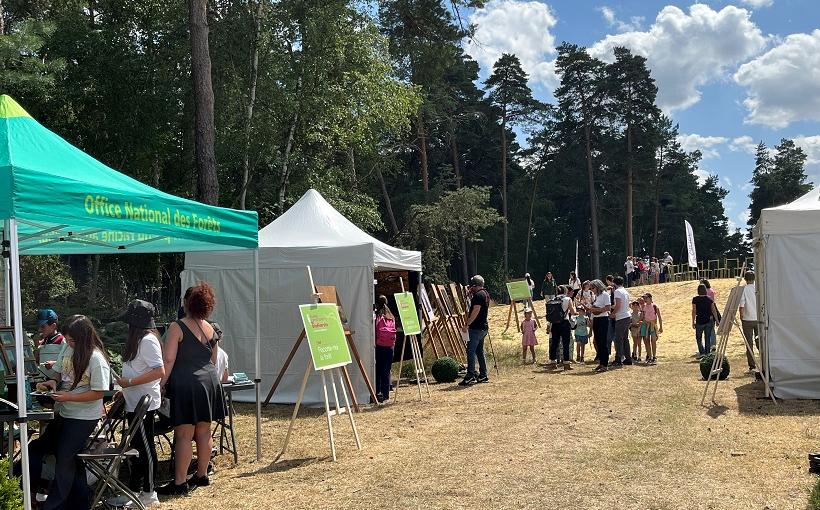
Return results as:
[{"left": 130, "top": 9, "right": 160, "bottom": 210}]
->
[
  {"left": 419, "top": 287, "right": 452, "bottom": 360},
  {"left": 393, "top": 278, "right": 431, "bottom": 402},
  {"left": 264, "top": 284, "right": 380, "bottom": 408},
  {"left": 430, "top": 284, "right": 467, "bottom": 362},
  {"left": 277, "top": 267, "right": 362, "bottom": 462},
  {"left": 702, "top": 264, "right": 775, "bottom": 405},
  {"left": 504, "top": 280, "right": 542, "bottom": 333}
]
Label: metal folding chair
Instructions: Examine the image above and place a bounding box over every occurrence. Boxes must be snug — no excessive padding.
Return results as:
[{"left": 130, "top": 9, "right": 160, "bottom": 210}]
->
[{"left": 78, "top": 394, "right": 150, "bottom": 510}]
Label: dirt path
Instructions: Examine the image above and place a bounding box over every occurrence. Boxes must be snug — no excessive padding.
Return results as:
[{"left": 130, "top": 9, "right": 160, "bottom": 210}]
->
[{"left": 157, "top": 279, "right": 819, "bottom": 510}]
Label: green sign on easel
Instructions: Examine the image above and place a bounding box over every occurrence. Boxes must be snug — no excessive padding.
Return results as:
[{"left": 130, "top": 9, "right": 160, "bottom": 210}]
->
[
  {"left": 506, "top": 280, "right": 532, "bottom": 302},
  {"left": 395, "top": 292, "right": 421, "bottom": 335},
  {"left": 299, "top": 303, "right": 352, "bottom": 370}
]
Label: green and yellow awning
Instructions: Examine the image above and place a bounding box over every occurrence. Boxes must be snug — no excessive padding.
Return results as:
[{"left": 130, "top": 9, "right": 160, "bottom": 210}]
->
[{"left": 0, "top": 95, "right": 258, "bottom": 254}]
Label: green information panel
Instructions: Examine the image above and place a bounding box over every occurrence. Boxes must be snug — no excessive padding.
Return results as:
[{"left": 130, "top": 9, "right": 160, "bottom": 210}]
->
[
  {"left": 395, "top": 292, "right": 421, "bottom": 336},
  {"left": 299, "top": 303, "right": 352, "bottom": 370},
  {"left": 506, "top": 280, "right": 532, "bottom": 302}
]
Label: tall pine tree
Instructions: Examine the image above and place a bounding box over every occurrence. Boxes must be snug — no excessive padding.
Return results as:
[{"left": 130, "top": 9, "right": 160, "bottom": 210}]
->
[{"left": 748, "top": 139, "right": 812, "bottom": 227}]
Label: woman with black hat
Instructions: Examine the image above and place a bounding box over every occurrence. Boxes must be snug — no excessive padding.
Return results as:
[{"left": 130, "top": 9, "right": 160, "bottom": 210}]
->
[{"left": 112, "top": 299, "right": 165, "bottom": 508}]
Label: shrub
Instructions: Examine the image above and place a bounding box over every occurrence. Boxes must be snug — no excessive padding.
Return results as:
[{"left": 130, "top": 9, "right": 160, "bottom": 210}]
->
[
  {"left": 0, "top": 458, "right": 23, "bottom": 510},
  {"left": 809, "top": 476, "right": 820, "bottom": 510},
  {"left": 700, "top": 352, "right": 730, "bottom": 380},
  {"left": 431, "top": 356, "right": 460, "bottom": 383},
  {"left": 400, "top": 361, "right": 423, "bottom": 380}
]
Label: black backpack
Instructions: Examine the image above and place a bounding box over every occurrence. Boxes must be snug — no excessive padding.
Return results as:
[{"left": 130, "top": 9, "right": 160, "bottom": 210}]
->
[{"left": 546, "top": 295, "right": 568, "bottom": 324}]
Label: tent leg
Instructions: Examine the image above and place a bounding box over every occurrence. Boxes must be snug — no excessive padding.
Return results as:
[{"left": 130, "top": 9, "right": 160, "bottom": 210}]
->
[
  {"left": 8, "top": 220, "right": 32, "bottom": 510},
  {"left": 253, "top": 249, "right": 262, "bottom": 461}
]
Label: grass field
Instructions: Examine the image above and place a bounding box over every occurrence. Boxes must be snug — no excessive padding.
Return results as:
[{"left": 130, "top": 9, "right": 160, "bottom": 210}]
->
[{"left": 156, "top": 278, "right": 820, "bottom": 510}]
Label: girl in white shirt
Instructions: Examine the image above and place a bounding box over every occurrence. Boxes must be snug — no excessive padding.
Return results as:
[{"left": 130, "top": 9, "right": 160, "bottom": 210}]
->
[{"left": 115, "top": 300, "right": 165, "bottom": 508}]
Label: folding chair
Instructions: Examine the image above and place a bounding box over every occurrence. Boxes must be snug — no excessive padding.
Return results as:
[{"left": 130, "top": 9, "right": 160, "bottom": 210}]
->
[{"left": 78, "top": 394, "right": 150, "bottom": 510}]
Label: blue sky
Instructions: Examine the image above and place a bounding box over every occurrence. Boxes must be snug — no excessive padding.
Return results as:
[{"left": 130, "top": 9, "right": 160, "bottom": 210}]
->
[{"left": 461, "top": 0, "right": 820, "bottom": 231}]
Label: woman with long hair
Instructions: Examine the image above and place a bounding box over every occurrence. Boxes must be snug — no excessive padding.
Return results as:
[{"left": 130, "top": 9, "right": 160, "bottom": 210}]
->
[
  {"left": 159, "top": 282, "right": 225, "bottom": 495},
  {"left": 111, "top": 300, "right": 165, "bottom": 507},
  {"left": 374, "top": 295, "right": 397, "bottom": 402},
  {"left": 29, "top": 315, "right": 111, "bottom": 510}
]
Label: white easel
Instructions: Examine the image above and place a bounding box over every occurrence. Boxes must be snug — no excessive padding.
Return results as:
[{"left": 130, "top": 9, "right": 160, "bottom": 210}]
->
[
  {"left": 393, "top": 277, "right": 431, "bottom": 402},
  {"left": 277, "top": 266, "right": 362, "bottom": 462}
]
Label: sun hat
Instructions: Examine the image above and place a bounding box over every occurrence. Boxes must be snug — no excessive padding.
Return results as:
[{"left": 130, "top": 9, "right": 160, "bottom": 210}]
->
[
  {"left": 120, "top": 299, "right": 157, "bottom": 329},
  {"left": 36, "top": 309, "right": 58, "bottom": 327}
]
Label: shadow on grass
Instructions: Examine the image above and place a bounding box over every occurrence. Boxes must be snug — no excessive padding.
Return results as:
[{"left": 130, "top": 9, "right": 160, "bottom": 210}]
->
[
  {"left": 238, "top": 457, "right": 322, "bottom": 477},
  {"left": 705, "top": 404, "right": 730, "bottom": 419},
  {"left": 735, "top": 380, "right": 820, "bottom": 417}
]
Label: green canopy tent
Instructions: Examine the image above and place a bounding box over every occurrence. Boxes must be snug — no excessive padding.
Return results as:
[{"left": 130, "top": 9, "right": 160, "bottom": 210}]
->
[{"left": 0, "top": 95, "right": 261, "bottom": 510}]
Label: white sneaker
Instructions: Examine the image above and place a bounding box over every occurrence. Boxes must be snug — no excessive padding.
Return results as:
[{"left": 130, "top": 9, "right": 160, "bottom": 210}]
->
[
  {"left": 107, "top": 495, "right": 134, "bottom": 507},
  {"left": 139, "top": 491, "right": 160, "bottom": 507}
]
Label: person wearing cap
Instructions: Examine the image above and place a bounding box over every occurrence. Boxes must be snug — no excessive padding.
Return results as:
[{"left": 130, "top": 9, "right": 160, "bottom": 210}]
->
[
  {"left": 36, "top": 308, "right": 64, "bottom": 345},
  {"left": 460, "top": 275, "right": 490, "bottom": 386},
  {"left": 111, "top": 299, "right": 164, "bottom": 508}
]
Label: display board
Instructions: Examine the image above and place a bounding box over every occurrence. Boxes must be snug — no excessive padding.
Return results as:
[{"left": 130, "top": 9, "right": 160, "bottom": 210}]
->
[
  {"left": 395, "top": 292, "right": 421, "bottom": 336},
  {"left": 506, "top": 280, "right": 532, "bottom": 302},
  {"left": 299, "top": 303, "right": 352, "bottom": 370}
]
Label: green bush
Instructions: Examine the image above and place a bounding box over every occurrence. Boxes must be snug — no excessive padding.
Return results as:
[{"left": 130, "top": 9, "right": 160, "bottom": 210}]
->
[
  {"left": 400, "top": 361, "right": 420, "bottom": 380},
  {"left": 0, "top": 458, "right": 23, "bottom": 510},
  {"left": 700, "top": 352, "right": 730, "bottom": 380},
  {"left": 431, "top": 356, "right": 460, "bottom": 383},
  {"left": 809, "top": 476, "right": 820, "bottom": 510}
]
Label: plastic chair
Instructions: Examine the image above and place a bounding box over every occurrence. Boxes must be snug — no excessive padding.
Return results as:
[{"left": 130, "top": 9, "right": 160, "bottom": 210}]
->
[{"left": 78, "top": 394, "right": 150, "bottom": 510}]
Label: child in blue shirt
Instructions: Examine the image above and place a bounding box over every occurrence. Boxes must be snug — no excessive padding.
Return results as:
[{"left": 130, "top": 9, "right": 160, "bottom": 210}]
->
[{"left": 573, "top": 313, "right": 590, "bottom": 363}]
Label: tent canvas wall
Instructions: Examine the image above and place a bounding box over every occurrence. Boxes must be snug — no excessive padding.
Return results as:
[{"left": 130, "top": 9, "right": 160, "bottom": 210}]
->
[
  {"left": 184, "top": 190, "right": 421, "bottom": 405},
  {"left": 754, "top": 186, "right": 820, "bottom": 399}
]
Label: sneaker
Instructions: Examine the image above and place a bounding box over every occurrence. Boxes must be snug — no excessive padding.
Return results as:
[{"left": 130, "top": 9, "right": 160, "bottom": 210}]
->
[
  {"left": 106, "top": 495, "right": 133, "bottom": 507},
  {"left": 207, "top": 462, "right": 215, "bottom": 476},
  {"left": 611, "top": 362, "right": 623, "bottom": 369},
  {"left": 563, "top": 363, "right": 572, "bottom": 371},
  {"left": 189, "top": 474, "right": 210, "bottom": 487},
  {"left": 476, "top": 375, "right": 489, "bottom": 383},
  {"left": 623, "top": 358, "right": 633, "bottom": 366},
  {"left": 156, "top": 482, "right": 189, "bottom": 496},
  {"left": 139, "top": 491, "right": 160, "bottom": 507},
  {"left": 458, "top": 376, "right": 477, "bottom": 386}
]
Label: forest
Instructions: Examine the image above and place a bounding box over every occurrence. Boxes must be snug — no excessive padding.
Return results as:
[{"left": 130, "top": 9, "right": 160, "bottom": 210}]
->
[{"left": 0, "top": 0, "right": 812, "bottom": 316}]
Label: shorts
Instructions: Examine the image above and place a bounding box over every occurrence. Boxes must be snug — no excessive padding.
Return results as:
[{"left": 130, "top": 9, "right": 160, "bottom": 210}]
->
[
  {"left": 640, "top": 320, "right": 658, "bottom": 338},
  {"left": 630, "top": 326, "right": 641, "bottom": 340},
  {"left": 574, "top": 335, "right": 588, "bottom": 345}
]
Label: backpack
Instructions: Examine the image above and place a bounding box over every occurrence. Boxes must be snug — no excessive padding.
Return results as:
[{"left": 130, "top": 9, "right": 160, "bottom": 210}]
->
[{"left": 546, "top": 296, "right": 568, "bottom": 324}]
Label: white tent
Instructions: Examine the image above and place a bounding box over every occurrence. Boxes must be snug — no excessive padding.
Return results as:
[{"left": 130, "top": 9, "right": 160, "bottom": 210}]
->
[
  {"left": 183, "top": 189, "right": 421, "bottom": 404},
  {"left": 754, "top": 186, "right": 820, "bottom": 398}
]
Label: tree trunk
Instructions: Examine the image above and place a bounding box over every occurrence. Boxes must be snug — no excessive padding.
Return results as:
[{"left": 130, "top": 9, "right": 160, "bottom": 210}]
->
[
  {"left": 524, "top": 172, "right": 539, "bottom": 272},
  {"left": 460, "top": 235, "right": 469, "bottom": 283},
  {"left": 0, "top": 0, "right": 5, "bottom": 35},
  {"left": 626, "top": 124, "right": 633, "bottom": 257},
  {"left": 277, "top": 112, "right": 298, "bottom": 214},
  {"left": 576, "top": 70, "right": 600, "bottom": 277},
  {"left": 652, "top": 146, "right": 664, "bottom": 256},
  {"left": 449, "top": 122, "right": 462, "bottom": 187},
  {"left": 417, "top": 110, "right": 429, "bottom": 196},
  {"left": 348, "top": 147, "right": 357, "bottom": 190},
  {"left": 501, "top": 120, "right": 508, "bottom": 277},
  {"left": 376, "top": 166, "right": 398, "bottom": 236},
  {"left": 188, "top": 0, "right": 218, "bottom": 205},
  {"left": 239, "top": 0, "right": 262, "bottom": 210}
]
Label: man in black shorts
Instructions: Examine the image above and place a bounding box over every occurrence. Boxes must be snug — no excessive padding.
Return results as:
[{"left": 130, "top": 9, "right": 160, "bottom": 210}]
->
[{"left": 460, "top": 275, "right": 490, "bottom": 386}]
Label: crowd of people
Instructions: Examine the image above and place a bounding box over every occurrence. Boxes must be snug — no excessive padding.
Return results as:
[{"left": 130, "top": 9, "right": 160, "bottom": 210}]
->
[
  {"left": 624, "top": 252, "right": 675, "bottom": 286},
  {"left": 16, "top": 282, "right": 229, "bottom": 509}
]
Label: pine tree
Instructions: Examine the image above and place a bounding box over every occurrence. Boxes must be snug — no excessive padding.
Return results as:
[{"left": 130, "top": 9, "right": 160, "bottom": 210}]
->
[
  {"left": 485, "top": 53, "right": 538, "bottom": 277},
  {"left": 748, "top": 139, "right": 812, "bottom": 226}
]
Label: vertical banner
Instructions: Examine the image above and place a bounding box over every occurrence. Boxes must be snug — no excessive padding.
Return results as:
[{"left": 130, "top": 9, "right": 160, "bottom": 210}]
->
[
  {"left": 574, "top": 239, "right": 579, "bottom": 280},
  {"left": 684, "top": 220, "right": 698, "bottom": 268}
]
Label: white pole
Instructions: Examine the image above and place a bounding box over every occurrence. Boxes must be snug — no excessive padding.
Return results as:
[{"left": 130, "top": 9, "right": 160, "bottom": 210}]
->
[
  {"left": 3, "top": 222, "right": 10, "bottom": 326},
  {"left": 253, "top": 249, "right": 261, "bottom": 461},
  {"left": 9, "top": 219, "right": 32, "bottom": 510}
]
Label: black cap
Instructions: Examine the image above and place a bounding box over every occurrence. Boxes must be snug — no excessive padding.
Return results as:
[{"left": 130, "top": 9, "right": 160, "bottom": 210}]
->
[{"left": 120, "top": 299, "right": 157, "bottom": 329}]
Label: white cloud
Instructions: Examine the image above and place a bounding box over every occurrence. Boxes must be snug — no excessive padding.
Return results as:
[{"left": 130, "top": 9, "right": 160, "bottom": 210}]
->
[
  {"left": 740, "top": 0, "right": 774, "bottom": 8},
  {"left": 465, "top": 0, "right": 559, "bottom": 88},
  {"left": 793, "top": 135, "right": 820, "bottom": 184},
  {"left": 729, "top": 135, "right": 758, "bottom": 154},
  {"left": 677, "top": 133, "right": 728, "bottom": 159},
  {"left": 693, "top": 168, "right": 712, "bottom": 185},
  {"left": 723, "top": 176, "right": 733, "bottom": 187},
  {"left": 734, "top": 30, "right": 820, "bottom": 128},
  {"left": 598, "top": 6, "right": 644, "bottom": 33},
  {"left": 739, "top": 209, "right": 751, "bottom": 225},
  {"left": 590, "top": 4, "right": 768, "bottom": 111}
]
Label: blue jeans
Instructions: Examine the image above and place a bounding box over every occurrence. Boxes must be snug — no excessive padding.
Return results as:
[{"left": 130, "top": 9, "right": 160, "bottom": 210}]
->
[
  {"left": 466, "top": 329, "right": 488, "bottom": 378},
  {"left": 375, "top": 345, "right": 394, "bottom": 401},
  {"left": 695, "top": 322, "right": 714, "bottom": 355}
]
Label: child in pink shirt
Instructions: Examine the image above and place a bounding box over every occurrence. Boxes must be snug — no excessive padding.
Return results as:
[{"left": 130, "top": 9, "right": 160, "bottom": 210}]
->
[{"left": 521, "top": 308, "right": 539, "bottom": 364}]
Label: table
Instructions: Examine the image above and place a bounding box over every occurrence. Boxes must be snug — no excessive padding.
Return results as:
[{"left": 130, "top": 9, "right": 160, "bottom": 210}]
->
[
  {"left": 0, "top": 408, "right": 54, "bottom": 475},
  {"left": 215, "top": 381, "right": 255, "bottom": 463}
]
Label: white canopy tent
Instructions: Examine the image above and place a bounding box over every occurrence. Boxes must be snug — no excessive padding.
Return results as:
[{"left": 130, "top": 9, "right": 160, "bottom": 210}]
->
[
  {"left": 183, "top": 189, "right": 421, "bottom": 405},
  {"left": 754, "top": 186, "right": 820, "bottom": 398}
]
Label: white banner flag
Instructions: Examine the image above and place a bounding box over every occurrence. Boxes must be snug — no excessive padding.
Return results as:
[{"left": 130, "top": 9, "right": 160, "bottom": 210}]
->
[
  {"left": 574, "top": 239, "right": 579, "bottom": 280},
  {"left": 684, "top": 220, "right": 698, "bottom": 268}
]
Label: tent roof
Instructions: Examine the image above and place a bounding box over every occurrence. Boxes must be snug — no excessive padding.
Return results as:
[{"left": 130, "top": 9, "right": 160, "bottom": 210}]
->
[
  {"left": 259, "top": 189, "right": 421, "bottom": 271},
  {"left": 0, "top": 95, "right": 258, "bottom": 254},
  {"left": 758, "top": 186, "right": 820, "bottom": 235}
]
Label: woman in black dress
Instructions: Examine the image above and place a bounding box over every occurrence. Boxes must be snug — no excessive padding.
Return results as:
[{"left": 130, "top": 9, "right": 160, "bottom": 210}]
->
[{"left": 158, "top": 282, "right": 224, "bottom": 495}]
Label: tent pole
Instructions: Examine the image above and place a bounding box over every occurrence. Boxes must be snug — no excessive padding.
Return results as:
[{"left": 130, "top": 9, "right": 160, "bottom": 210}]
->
[
  {"left": 254, "top": 249, "right": 261, "bottom": 461},
  {"left": 9, "top": 219, "right": 32, "bottom": 510},
  {"left": 2, "top": 222, "right": 10, "bottom": 326}
]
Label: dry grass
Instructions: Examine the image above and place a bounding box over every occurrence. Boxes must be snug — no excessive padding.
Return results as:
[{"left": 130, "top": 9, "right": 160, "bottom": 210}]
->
[{"left": 156, "top": 279, "right": 820, "bottom": 510}]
